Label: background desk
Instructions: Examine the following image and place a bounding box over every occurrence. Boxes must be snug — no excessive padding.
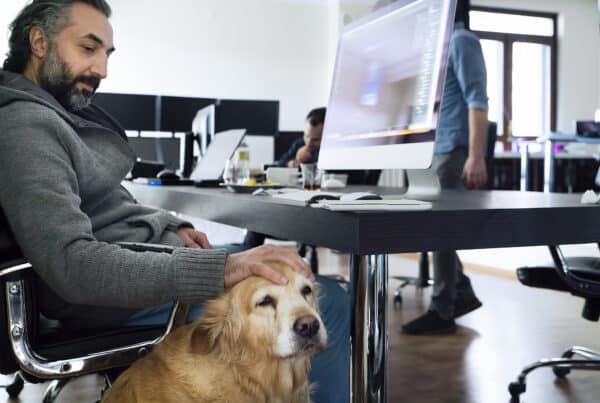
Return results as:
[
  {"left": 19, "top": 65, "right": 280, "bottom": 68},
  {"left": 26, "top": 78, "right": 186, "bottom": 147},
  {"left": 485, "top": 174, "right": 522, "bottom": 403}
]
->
[{"left": 123, "top": 183, "right": 600, "bottom": 403}]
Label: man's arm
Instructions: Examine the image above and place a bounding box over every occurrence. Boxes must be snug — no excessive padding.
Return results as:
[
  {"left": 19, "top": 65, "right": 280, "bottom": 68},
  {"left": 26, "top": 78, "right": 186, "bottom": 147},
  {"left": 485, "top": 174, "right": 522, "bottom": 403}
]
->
[
  {"left": 453, "top": 33, "right": 489, "bottom": 189},
  {"left": 463, "top": 108, "right": 489, "bottom": 188},
  {"left": 277, "top": 138, "right": 304, "bottom": 167},
  {"left": 0, "top": 104, "right": 226, "bottom": 309}
]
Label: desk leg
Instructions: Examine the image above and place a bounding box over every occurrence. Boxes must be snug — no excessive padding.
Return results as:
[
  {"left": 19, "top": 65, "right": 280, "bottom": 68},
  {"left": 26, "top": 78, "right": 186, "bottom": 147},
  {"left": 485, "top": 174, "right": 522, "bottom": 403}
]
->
[{"left": 350, "top": 254, "right": 388, "bottom": 403}]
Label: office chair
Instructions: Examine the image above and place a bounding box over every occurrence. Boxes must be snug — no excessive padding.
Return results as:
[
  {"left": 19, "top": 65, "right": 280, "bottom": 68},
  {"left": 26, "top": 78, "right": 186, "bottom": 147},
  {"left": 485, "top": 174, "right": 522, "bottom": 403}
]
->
[
  {"left": 392, "top": 122, "right": 498, "bottom": 304},
  {"left": 508, "top": 245, "right": 600, "bottom": 403},
  {"left": 0, "top": 221, "right": 182, "bottom": 402}
]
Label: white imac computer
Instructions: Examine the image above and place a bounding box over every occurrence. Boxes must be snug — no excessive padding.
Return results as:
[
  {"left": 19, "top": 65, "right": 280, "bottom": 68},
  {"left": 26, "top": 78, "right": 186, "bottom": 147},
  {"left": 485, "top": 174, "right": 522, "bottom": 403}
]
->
[{"left": 318, "top": 0, "right": 456, "bottom": 199}]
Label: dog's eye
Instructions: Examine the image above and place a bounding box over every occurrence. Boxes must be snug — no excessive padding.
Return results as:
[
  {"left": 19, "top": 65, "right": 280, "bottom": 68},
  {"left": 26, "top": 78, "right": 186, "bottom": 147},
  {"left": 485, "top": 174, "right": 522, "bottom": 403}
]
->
[
  {"left": 301, "top": 286, "right": 312, "bottom": 296},
  {"left": 256, "top": 295, "right": 275, "bottom": 307}
]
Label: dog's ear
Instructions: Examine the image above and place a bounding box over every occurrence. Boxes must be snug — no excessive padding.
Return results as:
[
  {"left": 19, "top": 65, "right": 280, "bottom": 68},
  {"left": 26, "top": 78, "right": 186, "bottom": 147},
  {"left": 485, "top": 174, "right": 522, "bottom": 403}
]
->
[{"left": 191, "top": 293, "right": 242, "bottom": 357}]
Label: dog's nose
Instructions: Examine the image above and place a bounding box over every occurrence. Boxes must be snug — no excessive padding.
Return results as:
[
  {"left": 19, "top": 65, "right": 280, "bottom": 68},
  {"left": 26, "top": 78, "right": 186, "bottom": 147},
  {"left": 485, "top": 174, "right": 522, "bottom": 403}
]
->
[{"left": 293, "top": 315, "right": 320, "bottom": 338}]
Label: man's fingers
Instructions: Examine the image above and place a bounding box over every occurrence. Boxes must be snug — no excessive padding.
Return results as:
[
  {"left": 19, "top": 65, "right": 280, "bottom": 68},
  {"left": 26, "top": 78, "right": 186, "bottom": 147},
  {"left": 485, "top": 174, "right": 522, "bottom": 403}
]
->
[
  {"left": 268, "top": 248, "right": 314, "bottom": 281},
  {"left": 251, "top": 263, "right": 289, "bottom": 285},
  {"left": 182, "top": 233, "right": 202, "bottom": 248},
  {"left": 193, "top": 232, "right": 212, "bottom": 249}
]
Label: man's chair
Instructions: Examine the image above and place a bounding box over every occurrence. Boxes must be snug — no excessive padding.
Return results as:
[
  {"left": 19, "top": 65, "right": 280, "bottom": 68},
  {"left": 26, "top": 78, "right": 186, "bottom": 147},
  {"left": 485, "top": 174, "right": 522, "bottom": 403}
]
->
[
  {"left": 507, "top": 244, "right": 600, "bottom": 402},
  {"left": 0, "top": 219, "right": 181, "bottom": 402},
  {"left": 392, "top": 121, "right": 498, "bottom": 304}
]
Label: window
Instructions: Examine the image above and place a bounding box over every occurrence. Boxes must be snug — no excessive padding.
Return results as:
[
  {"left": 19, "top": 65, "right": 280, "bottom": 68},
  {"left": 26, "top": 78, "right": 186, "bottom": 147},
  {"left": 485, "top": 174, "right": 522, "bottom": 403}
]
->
[{"left": 471, "top": 7, "right": 557, "bottom": 147}]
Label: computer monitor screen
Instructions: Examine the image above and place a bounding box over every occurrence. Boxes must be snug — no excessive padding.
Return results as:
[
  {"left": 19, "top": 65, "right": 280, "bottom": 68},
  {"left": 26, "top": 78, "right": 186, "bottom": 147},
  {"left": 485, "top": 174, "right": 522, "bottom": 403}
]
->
[
  {"left": 318, "top": 0, "right": 456, "bottom": 170},
  {"left": 128, "top": 137, "right": 181, "bottom": 171},
  {"left": 215, "top": 99, "right": 279, "bottom": 135},
  {"left": 93, "top": 93, "right": 157, "bottom": 131},
  {"left": 160, "top": 96, "right": 216, "bottom": 133}
]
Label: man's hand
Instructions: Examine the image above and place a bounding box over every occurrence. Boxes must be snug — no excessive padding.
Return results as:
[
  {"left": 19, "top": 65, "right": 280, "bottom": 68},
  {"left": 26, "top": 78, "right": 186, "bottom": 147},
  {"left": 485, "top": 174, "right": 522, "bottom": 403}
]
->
[
  {"left": 177, "top": 227, "right": 212, "bottom": 249},
  {"left": 224, "top": 244, "right": 314, "bottom": 288},
  {"left": 295, "top": 146, "right": 313, "bottom": 165},
  {"left": 462, "top": 156, "right": 488, "bottom": 189}
]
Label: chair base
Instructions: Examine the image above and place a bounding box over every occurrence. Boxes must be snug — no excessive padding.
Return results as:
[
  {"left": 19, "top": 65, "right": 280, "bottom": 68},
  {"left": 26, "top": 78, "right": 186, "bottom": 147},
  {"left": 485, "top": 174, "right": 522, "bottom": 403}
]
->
[
  {"left": 42, "top": 377, "right": 71, "bottom": 403},
  {"left": 508, "top": 346, "right": 600, "bottom": 402},
  {"left": 391, "top": 252, "right": 432, "bottom": 304}
]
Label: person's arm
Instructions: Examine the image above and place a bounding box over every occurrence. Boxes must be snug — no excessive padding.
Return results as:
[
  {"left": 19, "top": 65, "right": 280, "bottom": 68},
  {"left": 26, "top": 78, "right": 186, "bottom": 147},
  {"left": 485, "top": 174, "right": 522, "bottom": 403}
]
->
[
  {"left": 453, "top": 33, "right": 489, "bottom": 188},
  {"left": 463, "top": 108, "right": 489, "bottom": 188},
  {"left": 277, "top": 138, "right": 304, "bottom": 167},
  {"left": 0, "top": 104, "right": 227, "bottom": 309}
]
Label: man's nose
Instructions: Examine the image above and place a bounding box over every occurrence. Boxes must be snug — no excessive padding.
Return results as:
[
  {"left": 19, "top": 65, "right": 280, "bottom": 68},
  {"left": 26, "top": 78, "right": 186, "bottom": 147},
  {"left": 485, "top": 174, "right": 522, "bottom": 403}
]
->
[{"left": 90, "top": 55, "right": 108, "bottom": 79}]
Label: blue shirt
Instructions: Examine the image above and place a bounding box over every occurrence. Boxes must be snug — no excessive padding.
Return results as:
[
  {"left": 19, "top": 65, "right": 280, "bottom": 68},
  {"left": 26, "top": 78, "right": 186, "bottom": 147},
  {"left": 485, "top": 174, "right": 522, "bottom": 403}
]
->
[{"left": 434, "top": 23, "right": 488, "bottom": 155}]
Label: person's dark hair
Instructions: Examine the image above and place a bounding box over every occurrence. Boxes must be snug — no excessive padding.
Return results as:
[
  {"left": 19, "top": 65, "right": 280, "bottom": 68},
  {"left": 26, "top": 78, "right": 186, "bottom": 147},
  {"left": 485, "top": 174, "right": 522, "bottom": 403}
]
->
[
  {"left": 306, "top": 107, "right": 326, "bottom": 127},
  {"left": 3, "top": 0, "right": 112, "bottom": 73},
  {"left": 454, "top": 0, "right": 470, "bottom": 30}
]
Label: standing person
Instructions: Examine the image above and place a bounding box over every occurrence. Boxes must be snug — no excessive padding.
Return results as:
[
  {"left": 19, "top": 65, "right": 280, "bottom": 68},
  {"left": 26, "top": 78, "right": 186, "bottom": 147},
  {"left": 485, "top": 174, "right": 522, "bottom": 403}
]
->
[
  {"left": 0, "top": 2, "right": 349, "bottom": 401},
  {"left": 401, "top": 0, "right": 489, "bottom": 334}
]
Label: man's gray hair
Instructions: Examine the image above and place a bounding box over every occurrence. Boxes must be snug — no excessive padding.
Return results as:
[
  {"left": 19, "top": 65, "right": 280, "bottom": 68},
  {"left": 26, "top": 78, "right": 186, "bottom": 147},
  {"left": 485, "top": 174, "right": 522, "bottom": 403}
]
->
[{"left": 2, "top": 0, "right": 112, "bottom": 74}]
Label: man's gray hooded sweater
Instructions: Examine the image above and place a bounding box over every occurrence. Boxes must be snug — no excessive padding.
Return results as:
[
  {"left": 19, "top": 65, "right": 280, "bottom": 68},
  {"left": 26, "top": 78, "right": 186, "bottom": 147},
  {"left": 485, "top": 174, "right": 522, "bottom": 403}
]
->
[{"left": 0, "top": 70, "right": 227, "bottom": 328}]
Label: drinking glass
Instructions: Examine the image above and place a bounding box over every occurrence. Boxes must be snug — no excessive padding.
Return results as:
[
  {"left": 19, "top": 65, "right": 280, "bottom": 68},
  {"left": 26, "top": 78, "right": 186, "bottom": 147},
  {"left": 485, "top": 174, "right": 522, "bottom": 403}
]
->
[{"left": 300, "top": 163, "right": 321, "bottom": 190}]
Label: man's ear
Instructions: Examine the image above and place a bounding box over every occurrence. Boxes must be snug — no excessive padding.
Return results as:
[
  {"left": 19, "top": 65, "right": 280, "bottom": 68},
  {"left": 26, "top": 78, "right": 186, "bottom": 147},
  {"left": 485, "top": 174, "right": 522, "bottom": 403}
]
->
[{"left": 29, "top": 26, "right": 49, "bottom": 59}]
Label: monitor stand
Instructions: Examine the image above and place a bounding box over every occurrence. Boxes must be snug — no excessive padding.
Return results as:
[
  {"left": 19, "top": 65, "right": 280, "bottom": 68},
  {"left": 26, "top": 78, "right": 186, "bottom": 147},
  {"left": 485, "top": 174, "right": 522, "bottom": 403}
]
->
[{"left": 384, "top": 169, "right": 441, "bottom": 201}]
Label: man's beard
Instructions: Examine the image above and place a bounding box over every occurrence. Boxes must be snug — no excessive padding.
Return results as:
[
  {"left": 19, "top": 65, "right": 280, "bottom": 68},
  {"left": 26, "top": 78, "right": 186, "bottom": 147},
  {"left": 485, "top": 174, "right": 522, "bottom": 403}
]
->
[{"left": 37, "top": 46, "right": 100, "bottom": 111}]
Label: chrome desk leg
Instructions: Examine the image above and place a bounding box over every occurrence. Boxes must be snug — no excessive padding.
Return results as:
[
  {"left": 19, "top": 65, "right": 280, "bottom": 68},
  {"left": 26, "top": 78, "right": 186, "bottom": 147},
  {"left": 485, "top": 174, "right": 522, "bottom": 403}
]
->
[{"left": 350, "top": 254, "right": 388, "bottom": 403}]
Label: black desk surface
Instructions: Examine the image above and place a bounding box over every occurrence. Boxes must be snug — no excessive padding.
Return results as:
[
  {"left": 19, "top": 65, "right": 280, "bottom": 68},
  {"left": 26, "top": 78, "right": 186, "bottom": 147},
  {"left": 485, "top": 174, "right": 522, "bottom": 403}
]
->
[{"left": 123, "top": 183, "right": 600, "bottom": 255}]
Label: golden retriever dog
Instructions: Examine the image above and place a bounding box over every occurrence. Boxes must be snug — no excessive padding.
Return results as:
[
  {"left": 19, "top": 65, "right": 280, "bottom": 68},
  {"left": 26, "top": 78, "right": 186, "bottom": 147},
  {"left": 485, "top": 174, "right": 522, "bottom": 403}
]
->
[{"left": 101, "top": 263, "right": 327, "bottom": 403}]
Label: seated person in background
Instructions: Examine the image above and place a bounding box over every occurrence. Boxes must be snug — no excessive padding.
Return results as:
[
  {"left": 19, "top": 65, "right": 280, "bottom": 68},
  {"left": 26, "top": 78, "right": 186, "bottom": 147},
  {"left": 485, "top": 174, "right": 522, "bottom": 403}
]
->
[
  {"left": 0, "top": 2, "right": 348, "bottom": 402},
  {"left": 277, "top": 106, "right": 326, "bottom": 167},
  {"left": 243, "top": 106, "right": 327, "bottom": 250},
  {"left": 245, "top": 105, "right": 380, "bottom": 251}
]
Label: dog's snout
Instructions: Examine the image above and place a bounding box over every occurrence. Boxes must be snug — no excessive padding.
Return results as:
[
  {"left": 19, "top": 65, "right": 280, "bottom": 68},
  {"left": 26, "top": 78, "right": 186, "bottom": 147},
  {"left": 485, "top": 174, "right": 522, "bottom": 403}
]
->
[{"left": 293, "top": 315, "right": 320, "bottom": 338}]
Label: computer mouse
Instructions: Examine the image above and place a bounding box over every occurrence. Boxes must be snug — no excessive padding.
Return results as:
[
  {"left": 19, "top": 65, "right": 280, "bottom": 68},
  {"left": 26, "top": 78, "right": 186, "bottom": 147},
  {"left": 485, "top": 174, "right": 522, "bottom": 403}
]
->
[
  {"left": 339, "top": 192, "right": 382, "bottom": 201},
  {"left": 156, "top": 169, "right": 180, "bottom": 180},
  {"left": 308, "top": 194, "right": 340, "bottom": 204}
]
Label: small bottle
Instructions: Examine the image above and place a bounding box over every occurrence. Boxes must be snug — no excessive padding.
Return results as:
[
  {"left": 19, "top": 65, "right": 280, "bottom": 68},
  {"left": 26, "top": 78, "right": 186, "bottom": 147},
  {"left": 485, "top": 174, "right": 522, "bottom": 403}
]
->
[{"left": 235, "top": 143, "right": 250, "bottom": 185}]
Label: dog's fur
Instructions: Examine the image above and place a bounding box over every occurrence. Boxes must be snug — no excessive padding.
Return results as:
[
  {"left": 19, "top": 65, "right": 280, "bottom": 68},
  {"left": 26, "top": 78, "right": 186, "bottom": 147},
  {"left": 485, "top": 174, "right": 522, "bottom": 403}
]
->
[{"left": 101, "top": 263, "right": 327, "bottom": 403}]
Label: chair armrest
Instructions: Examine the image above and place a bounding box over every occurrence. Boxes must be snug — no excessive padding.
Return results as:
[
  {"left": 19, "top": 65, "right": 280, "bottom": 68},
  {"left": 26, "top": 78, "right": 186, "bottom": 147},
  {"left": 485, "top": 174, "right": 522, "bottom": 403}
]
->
[
  {"left": 549, "top": 245, "right": 600, "bottom": 298},
  {"left": 2, "top": 242, "right": 181, "bottom": 380},
  {"left": 0, "top": 260, "right": 32, "bottom": 279}
]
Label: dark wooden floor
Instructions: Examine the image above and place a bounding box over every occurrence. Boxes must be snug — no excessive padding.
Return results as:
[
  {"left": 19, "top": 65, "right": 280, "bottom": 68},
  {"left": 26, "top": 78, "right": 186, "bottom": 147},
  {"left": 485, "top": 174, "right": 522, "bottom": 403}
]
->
[{"left": 2, "top": 250, "right": 599, "bottom": 402}]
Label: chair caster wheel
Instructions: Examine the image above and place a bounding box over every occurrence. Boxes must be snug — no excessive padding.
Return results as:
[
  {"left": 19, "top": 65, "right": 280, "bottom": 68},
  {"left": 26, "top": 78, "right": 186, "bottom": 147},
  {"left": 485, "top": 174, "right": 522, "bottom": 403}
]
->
[
  {"left": 508, "top": 381, "right": 526, "bottom": 398},
  {"left": 6, "top": 377, "right": 24, "bottom": 398},
  {"left": 553, "top": 366, "right": 570, "bottom": 378}
]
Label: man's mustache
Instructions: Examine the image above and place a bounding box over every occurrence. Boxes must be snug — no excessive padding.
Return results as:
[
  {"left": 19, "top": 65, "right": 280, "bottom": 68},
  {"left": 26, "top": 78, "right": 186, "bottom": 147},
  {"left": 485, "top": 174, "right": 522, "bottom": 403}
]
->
[{"left": 74, "top": 76, "right": 100, "bottom": 92}]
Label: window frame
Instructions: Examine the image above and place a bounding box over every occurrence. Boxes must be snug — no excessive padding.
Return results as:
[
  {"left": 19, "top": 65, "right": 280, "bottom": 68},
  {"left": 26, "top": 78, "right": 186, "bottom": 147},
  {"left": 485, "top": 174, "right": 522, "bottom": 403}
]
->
[{"left": 471, "top": 6, "right": 558, "bottom": 148}]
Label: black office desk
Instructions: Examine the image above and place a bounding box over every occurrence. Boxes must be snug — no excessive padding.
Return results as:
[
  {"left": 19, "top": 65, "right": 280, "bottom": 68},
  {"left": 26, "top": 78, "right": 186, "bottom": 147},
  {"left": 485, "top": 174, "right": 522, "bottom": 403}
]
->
[{"left": 122, "top": 183, "right": 600, "bottom": 403}]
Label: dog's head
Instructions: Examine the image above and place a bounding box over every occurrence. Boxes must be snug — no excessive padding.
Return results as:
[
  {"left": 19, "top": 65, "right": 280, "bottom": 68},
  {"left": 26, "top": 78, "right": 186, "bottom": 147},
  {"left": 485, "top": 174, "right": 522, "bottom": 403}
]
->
[{"left": 193, "top": 262, "right": 327, "bottom": 360}]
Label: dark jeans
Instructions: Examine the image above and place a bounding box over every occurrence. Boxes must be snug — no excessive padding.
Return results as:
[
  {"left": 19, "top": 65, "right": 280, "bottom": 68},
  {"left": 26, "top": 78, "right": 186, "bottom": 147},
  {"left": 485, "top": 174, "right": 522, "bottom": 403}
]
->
[{"left": 430, "top": 148, "right": 478, "bottom": 318}]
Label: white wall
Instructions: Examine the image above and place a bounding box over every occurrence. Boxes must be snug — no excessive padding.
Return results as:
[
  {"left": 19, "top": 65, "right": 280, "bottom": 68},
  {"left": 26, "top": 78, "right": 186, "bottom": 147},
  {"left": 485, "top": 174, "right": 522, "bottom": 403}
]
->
[
  {"left": 1, "top": 0, "right": 332, "bottom": 131},
  {"left": 4, "top": 0, "right": 596, "bottom": 132},
  {"left": 473, "top": 0, "right": 600, "bottom": 132}
]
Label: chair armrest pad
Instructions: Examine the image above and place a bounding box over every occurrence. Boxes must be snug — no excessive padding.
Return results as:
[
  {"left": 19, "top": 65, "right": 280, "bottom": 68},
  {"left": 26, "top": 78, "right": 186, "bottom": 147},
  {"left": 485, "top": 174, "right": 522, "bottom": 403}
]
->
[{"left": 0, "top": 259, "right": 31, "bottom": 279}]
